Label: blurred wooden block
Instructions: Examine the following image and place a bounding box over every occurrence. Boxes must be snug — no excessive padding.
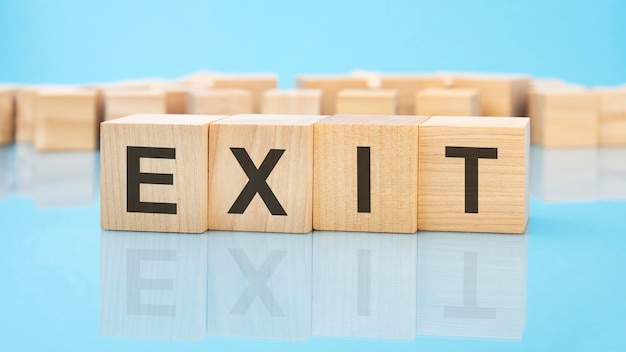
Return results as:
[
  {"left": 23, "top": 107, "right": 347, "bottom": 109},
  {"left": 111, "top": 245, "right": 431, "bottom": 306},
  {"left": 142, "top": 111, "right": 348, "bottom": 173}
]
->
[
  {"left": 529, "top": 88, "right": 598, "bottom": 147},
  {"left": 595, "top": 88, "right": 626, "bottom": 146},
  {"left": 296, "top": 75, "right": 368, "bottom": 115},
  {"left": 380, "top": 74, "right": 446, "bottom": 115},
  {"left": 0, "top": 87, "right": 14, "bottom": 145},
  {"left": 335, "top": 90, "right": 396, "bottom": 115},
  {"left": 314, "top": 115, "right": 427, "bottom": 233},
  {"left": 351, "top": 70, "right": 382, "bottom": 89},
  {"left": 15, "top": 87, "right": 38, "bottom": 143},
  {"left": 208, "top": 114, "right": 327, "bottom": 233},
  {"left": 188, "top": 89, "right": 253, "bottom": 115},
  {"left": 448, "top": 73, "right": 531, "bottom": 117},
  {"left": 261, "top": 89, "right": 322, "bottom": 115},
  {"left": 416, "top": 88, "right": 480, "bottom": 116},
  {"left": 212, "top": 74, "right": 277, "bottom": 113},
  {"left": 100, "top": 114, "right": 226, "bottom": 233},
  {"left": 34, "top": 89, "right": 99, "bottom": 151},
  {"left": 418, "top": 116, "right": 530, "bottom": 234},
  {"left": 178, "top": 70, "right": 215, "bottom": 88},
  {"left": 104, "top": 90, "right": 166, "bottom": 121},
  {"left": 161, "top": 86, "right": 189, "bottom": 115}
]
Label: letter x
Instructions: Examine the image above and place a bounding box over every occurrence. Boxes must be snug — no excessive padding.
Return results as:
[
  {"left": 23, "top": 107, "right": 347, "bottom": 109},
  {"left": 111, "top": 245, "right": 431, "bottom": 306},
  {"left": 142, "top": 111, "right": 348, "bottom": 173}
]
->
[
  {"left": 228, "top": 148, "right": 287, "bottom": 215},
  {"left": 229, "top": 248, "right": 287, "bottom": 317}
]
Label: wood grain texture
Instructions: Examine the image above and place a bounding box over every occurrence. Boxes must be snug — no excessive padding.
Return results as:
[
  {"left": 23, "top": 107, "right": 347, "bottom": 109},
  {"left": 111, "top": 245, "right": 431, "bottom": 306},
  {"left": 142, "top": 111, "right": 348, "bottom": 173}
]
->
[
  {"left": 261, "top": 89, "right": 322, "bottom": 115},
  {"left": 0, "top": 87, "right": 14, "bottom": 145},
  {"left": 448, "top": 73, "right": 531, "bottom": 117},
  {"left": 335, "top": 90, "right": 396, "bottom": 115},
  {"left": 418, "top": 116, "right": 529, "bottom": 234},
  {"left": 34, "top": 90, "right": 99, "bottom": 151},
  {"left": 416, "top": 88, "right": 480, "bottom": 116},
  {"left": 208, "top": 114, "right": 327, "bottom": 233},
  {"left": 595, "top": 88, "right": 626, "bottom": 146},
  {"left": 529, "top": 88, "right": 598, "bottom": 147},
  {"left": 188, "top": 89, "right": 253, "bottom": 115},
  {"left": 212, "top": 74, "right": 277, "bottom": 113},
  {"left": 101, "top": 114, "right": 226, "bottom": 233},
  {"left": 296, "top": 75, "right": 368, "bottom": 115},
  {"left": 380, "top": 74, "right": 446, "bottom": 115},
  {"left": 104, "top": 90, "right": 166, "bottom": 121},
  {"left": 313, "top": 115, "right": 428, "bottom": 233}
]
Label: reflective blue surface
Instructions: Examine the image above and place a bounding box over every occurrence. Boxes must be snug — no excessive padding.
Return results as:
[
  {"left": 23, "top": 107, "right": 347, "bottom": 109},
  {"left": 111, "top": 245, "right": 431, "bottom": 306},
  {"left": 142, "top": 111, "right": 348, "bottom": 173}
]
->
[{"left": 1, "top": 145, "right": 625, "bottom": 351}]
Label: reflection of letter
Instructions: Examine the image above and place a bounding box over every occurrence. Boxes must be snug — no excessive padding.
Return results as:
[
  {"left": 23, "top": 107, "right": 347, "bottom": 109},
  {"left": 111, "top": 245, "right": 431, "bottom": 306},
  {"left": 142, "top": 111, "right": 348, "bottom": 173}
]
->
[
  {"left": 313, "top": 231, "right": 417, "bottom": 340},
  {"left": 229, "top": 248, "right": 286, "bottom": 316},
  {"left": 126, "top": 249, "right": 177, "bottom": 316},
  {"left": 443, "top": 252, "right": 496, "bottom": 319},
  {"left": 100, "top": 231, "right": 207, "bottom": 340},
  {"left": 207, "top": 231, "right": 311, "bottom": 340},
  {"left": 417, "top": 232, "right": 527, "bottom": 339}
]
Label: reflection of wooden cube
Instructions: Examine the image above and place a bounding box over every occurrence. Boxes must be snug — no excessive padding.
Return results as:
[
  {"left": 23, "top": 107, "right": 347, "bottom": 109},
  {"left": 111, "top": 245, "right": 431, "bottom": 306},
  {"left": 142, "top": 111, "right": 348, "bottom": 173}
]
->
[
  {"left": 100, "top": 230, "right": 208, "bottom": 340},
  {"left": 417, "top": 232, "right": 527, "bottom": 339},
  {"left": 261, "top": 89, "right": 321, "bottom": 115},
  {"left": 595, "top": 88, "right": 626, "bottom": 146},
  {"left": 314, "top": 115, "right": 427, "bottom": 233},
  {"left": 418, "top": 116, "right": 530, "bottom": 234},
  {"left": 213, "top": 74, "right": 277, "bottom": 113},
  {"left": 101, "top": 114, "right": 225, "bottom": 233},
  {"left": 335, "top": 90, "right": 396, "bottom": 115},
  {"left": 208, "top": 114, "right": 326, "bottom": 233},
  {"left": 449, "top": 74, "right": 530, "bottom": 117},
  {"left": 529, "top": 89, "right": 598, "bottom": 147},
  {"left": 188, "top": 89, "right": 253, "bottom": 115},
  {"left": 416, "top": 88, "right": 480, "bottom": 116},
  {"left": 104, "top": 90, "right": 166, "bottom": 121},
  {"left": 380, "top": 74, "right": 446, "bottom": 115},
  {"left": 0, "top": 87, "right": 14, "bottom": 145},
  {"left": 207, "top": 231, "right": 312, "bottom": 340},
  {"left": 34, "top": 90, "right": 99, "bottom": 151},
  {"left": 296, "top": 75, "right": 368, "bottom": 115},
  {"left": 313, "top": 231, "right": 417, "bottom": 340}
]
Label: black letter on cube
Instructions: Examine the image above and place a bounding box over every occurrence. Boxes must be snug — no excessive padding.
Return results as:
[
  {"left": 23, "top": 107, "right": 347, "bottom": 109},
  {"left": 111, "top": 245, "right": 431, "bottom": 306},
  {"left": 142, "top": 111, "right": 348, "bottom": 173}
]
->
[
  {"left": 127, "top": 146, "right": 177, "bottom": 214},
  {"left": 445, "top": 146, "right": 498, "bottom": 214},
  {"left": 229, "top": 148, "right": 287, "bottom": 216},
  {"left": 357, "top": 146, "right": 371, "bottom": 213}
]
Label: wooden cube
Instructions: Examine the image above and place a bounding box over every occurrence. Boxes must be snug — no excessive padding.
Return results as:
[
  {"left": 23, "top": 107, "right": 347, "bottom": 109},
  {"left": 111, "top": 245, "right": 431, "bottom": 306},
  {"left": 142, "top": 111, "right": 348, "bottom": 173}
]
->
[
  {"left": 212, "top": 74, "right": 277, "bottom": 113},
  {"left": 261, "top": 89, "right": 322, "bottom": 115},
  {"left": 188, "top": 89, "right": 253, "bottom": 115},
  {"left": 0, "top": 87, "right": 14, "bottom": 145},
  {"left": 296, "top": 75, "right": 368, "bottom": 115},
  {"left": 529, "top": 88, "right": 598, "bottom": 147},
  {"left": 15, "top": 87, "right": 38, "bottom": 143},
  {"left": 104, "top": 90, "right": 166, "bottom": 121},
  {"left": 314, "top": 115, "right": 427, "bottom": 233},
  {"left": 418, "top": 116, "right": 530, "bottom": 234},
  {"left": 449, "top": 73, "right": 531, "bottom": 116},
  {"left": 595, "top": 88, "right": 626, "bottom": 146},
  {"left": 34, "top": 89, "right": 99, "bottom": 151},
  {"left": 208, "top": 114, "right": 327, "bottom": 233},
  {"left": 100, "top": 114, "right": 226, "bottom": 233},
  {"left": 351, "top": 70, "right": 382, "bottom": 89},
  {"left": 416, "top": 88, "right": 480, "bottom": 116},
  {"left": 161, "top": 86, "right": 189, "bottom": 115},
  {"left": 380, "top": 74, "right": 446, "bottom": 115},
  {"left": 335, "top": 90, "right": 397, "bottom": 115}
]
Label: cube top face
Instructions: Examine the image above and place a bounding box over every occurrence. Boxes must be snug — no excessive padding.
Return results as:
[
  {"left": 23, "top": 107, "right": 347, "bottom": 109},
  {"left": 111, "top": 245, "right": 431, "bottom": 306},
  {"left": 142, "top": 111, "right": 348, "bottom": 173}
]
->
[
  {"left": 418, "top": 88, "right": 478, "bottom": 98},
  {"left": 418, "top": 116, "right": 529, "bottom": 234},
  {"left": 337, "top": 89, "right": 396, "bottom": 99},
  {"left": 318, "top": 114, "right": 429, "bottom": 126},
  {"left": 421, "top": 115, "right": 529, "bottom": 129},
  {"left": 264, "top": 89, "right": 322, "bottom": 97},
  {"left": 101, "top": 114, "right": 226, "bottom": 233},
  {"left": 314, "top": 115, "right": 426, "bottom": 233},
  {"left": 191, "top": 89, "right": 250, "bottom": 98},
  {"left": 103, "top": 113, "right": 225, "bottom": 126},
  {"left": 211, "top": 114, "right": 325, "bottom": 126},
  {"left": 208, "top": 115, "right": 327, "bottom": 233}
]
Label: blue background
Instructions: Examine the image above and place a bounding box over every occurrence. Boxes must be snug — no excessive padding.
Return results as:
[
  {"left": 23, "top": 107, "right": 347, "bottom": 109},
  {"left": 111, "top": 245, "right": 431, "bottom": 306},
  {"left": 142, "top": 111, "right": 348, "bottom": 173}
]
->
[{"left": 1, "top": 0, "right": 625, "bottom": 86}]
